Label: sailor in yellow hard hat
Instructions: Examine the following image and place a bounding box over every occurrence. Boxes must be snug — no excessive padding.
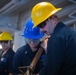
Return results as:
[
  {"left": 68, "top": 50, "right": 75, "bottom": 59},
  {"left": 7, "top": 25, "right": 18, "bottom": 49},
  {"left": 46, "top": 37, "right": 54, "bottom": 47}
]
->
[
  {"left": 31, "top": 2, "right": 76, "bottom": 75},
  {"left": 0, "top": 31, "right": 15, "bottom": 75}
]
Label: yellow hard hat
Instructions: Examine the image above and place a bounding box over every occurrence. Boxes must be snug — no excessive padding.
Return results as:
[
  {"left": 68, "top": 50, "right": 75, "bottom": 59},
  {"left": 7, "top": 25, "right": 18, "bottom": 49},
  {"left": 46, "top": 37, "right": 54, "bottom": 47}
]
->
[
  {"left": 31, "top": 2, "right": 62, "bottom": 28},
  {"left": 0, "top": 32, "right": 12, "bottom": 41}
]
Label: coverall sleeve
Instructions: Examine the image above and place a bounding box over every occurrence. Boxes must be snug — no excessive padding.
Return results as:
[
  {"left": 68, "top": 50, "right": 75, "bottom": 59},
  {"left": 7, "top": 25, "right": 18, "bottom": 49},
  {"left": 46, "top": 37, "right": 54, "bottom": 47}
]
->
[
  {"left": 39, "top": 35, "right": 65, "bottom": 75},
  {"left": 7, "top": 53, "right": 15, "bottom": 73},
  {"left": 13, "top": 50, "right": 22, "bottom": 75}
]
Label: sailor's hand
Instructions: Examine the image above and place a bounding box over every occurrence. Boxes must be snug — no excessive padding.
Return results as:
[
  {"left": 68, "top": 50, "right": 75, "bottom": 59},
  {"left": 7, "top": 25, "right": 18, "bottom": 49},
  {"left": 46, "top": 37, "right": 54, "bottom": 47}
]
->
[
  {"left": 41, "top": 35, "right": 50, "bottom": 52},
  {"left": 41, "top": 39, "right": 48, "bottom": 51}
]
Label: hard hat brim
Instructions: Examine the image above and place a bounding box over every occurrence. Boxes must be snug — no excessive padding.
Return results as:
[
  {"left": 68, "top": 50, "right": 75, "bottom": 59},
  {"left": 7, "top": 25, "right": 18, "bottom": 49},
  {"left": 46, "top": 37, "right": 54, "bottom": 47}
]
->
[{"left": 23, "top": 32, "right": 43, "bottom": 39}]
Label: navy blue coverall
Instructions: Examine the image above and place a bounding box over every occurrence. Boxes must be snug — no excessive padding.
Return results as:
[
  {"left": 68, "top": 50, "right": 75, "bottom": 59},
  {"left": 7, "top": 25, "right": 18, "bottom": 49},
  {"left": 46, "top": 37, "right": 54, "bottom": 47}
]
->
[
  {"left": 39, "top": 22, "right": 76, "bottom": 75},
  {"left": 13, "top": 44, "right": 45, "bottom": 75},
  {"left": 0, "top": 48, "right": 15, "bottom": 75}
]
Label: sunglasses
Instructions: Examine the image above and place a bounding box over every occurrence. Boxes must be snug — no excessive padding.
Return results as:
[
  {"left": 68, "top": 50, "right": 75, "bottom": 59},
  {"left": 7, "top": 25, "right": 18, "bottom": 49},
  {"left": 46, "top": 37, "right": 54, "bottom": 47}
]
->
[
  {"left": 38, "top": 19, "right": 48, "bottom": 28},
  {"left": 0, "top": 41, "right": 8, "bottom": 43},
  {"left": 26, "top": 39, "right": 40, "bottom": 43}
]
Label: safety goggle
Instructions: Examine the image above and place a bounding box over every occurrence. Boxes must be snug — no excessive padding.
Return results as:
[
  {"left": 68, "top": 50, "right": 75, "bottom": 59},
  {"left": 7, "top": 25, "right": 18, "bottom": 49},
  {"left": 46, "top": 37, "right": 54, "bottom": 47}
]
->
[
  {"left": 38, "top": 19, "right": 48, "bottom": 28},
  {"left": 0, "top": 41, "right": 8, "bottom": 43},
  {"left": 26, "top": 39, "right": 40, "bottom": 43}
]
